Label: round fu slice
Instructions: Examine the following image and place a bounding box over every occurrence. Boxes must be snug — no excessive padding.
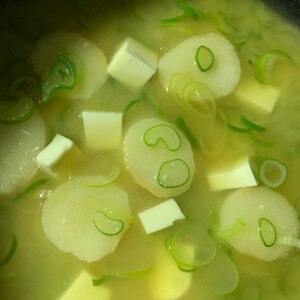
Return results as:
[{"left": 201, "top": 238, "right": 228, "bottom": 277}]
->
[
  {"left": 124, "top": 118, "right": 195, "bottom": 198},
  {"left": 0, "top": 112, "right": 46, "bottom": 195},
  {"left": 158, "top": 32, "right": 241, "bottom": 98},
  {"left": 42, "top": 179, "right": 131, "bottom": 263},
  {"left": 219, "top": 187, "right": 299, "bottom": 261},
  {"left": 32, "top": 31, "right": 107, "bottom": 101}
]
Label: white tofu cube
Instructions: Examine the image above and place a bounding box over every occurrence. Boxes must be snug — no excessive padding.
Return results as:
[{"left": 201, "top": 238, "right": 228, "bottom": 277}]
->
[
  {"left": 82, "top": 111, "right": 123, "bottom": 150},
  {"left": 36, "top": 134, "right": 81, "bottom": 177},
  {"left": 108, "top": 37, "right": 158, "bottom": 89},
  {"left": 206, "top": 156, "right": 257, "bottom": 191},
  {"left": 59, "top": 271, "right": 111, "bottom": 300},
  {"left": 138, "top": 199, "right": 185, "bottom": 234},
  {"left": 234, "top": 78, "right": 280, "bottom": 114},
  {"left": 149, "top": 246, "right": 192, "bottom": 300}
]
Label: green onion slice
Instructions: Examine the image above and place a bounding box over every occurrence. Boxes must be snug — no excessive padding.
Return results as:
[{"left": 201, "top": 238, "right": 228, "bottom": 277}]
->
[
  {"left": 219, "top": 219, "right": 246, "bottom": 240},
  {"left": 166, "top": 226, "right": 216, "bottom": 271},
  {"left": 240, "top": 115, "right": 266, "bottom": 132},
  {"left": 168, "top": 73, "right": 191, "bottom": 97},
  {"left": 14, "top": 178, "right": 50, "bottom": 200},
  {"left": 41, "top": 50, "right": 77, "bottom": 104},
  {"left": 175, "top": 116, "right": 200, "bottom": 148},
  {"left": 227, "top": 123, "right": 251, "bottom": 133},
  {"left": 0, "top": 97, "right": 35, "bottom": 124},
  {"left": 0, "top": 235, "right": 17, "bottom": 267},
  {"left": 160, "top": 14, "right": 184, "bottom": 25},
  {"left": 258, "top": 217, "right": 277, "bottom": 247},
  {"left": 8, "top": 75, "right": 40, "bottom": 98},
  {"left": 258, "top": 159, "right": 288, "bottom": 189},
  {"left": 198, "top": 250, "right": 239, "bottom": 295},
  {"left": 255, "top": 49, "right": 293, "bottom": 84},
  {"left": 124, "top": 98, "right": 142, "bottom": 114},
  {"left": 195, "top": 45, "right": 214, "bottom": 72},
  {"left": 157, "top": 159, "right": 190, "bottom": 188},
  {"left": 178, "top": 1, "right": 201, "bottom": 20},
  {"left": 93, "top": 209, "right": 124, "bottom": 236},
  {"left": 92, "top": 268, "right": 151, "bottom": 286},
  {"left": 92, "top": 275, "right": 112, "bottom": 286},
  {"left": 182, "top": 81, "right": 216, "bottom": 118},
  {"left": 76, "top": 168, "right": 122, "bottom": 188},
  {"left": 143, "top": 124, "right": 182, "bottom": 151},
  {"left": 249, "top": 132, "right": 274, "bottom": 147}
]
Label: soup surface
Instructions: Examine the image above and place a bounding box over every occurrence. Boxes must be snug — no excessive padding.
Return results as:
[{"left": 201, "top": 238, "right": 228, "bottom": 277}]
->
[{"left": 1, "top": 0, "right": 300, "bottom": 299}]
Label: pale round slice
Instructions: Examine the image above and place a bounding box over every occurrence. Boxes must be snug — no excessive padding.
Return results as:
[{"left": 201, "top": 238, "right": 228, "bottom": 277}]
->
[
  {"left": 42, "top": 179, "right": 131, "bottom": 263},
  {"left": 158, "top": 32, "right": 241, "bottom": 98},
  {"left": 32, "top": 31, "right": 108, "bottom": 100},
  {"left": 0, "top": 112, "right": 46, "bottom": 195},
  {"left": 219, "top": 187, "right": 299, "bottom": 261},
  {"left": 124, "top": 118, "right": 195, "bottom": 198}
]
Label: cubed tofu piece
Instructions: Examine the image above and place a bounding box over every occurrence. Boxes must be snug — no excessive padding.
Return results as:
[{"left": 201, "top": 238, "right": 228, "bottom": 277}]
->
[
  {"left": 60, "top": 271, "right": 111, "bottom": 300},
  {"left": 82, "top": 111, "right": 123, "bottom": 150},
  {"left": 108, "top": 37, "right": 158, "bottom": 89},
  {"left": 36, "top": 134, "right": 81, "bottom": 177},
  {"left": 206, "top": 156, "right": 257, "bottom": 191},
  {"left": 138, "top": 199, "right": 185, "bottom": 234},
  {"left": 234, "top": 77, "right": 280, "bottom": 114},
  {"left": 149, "top": 246, "right": 192, "bottom": 300}
]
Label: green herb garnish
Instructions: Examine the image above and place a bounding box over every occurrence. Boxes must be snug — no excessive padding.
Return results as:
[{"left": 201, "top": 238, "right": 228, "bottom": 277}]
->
[
  {"left": 41, "top": 50, "right": 77, "bottom": 104},
  {"left": 258, "top": 217, "right": 277, "bottom": 247},
  {"left": 158, "top": 159, "right": 190, "bottom": 188},
  {"left": 143, "top": 124, "right": 182, "bottom": 151}
]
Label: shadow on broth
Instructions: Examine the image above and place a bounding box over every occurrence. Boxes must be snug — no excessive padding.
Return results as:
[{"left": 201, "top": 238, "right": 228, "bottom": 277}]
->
[{"left": 1, "top": 0, "right": 300, "bottom": 299}]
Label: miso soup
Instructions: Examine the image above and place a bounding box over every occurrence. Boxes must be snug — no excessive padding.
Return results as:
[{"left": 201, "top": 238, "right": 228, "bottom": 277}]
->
[{"left": 1, "top": 0, "right": 300, "bottom": 299}]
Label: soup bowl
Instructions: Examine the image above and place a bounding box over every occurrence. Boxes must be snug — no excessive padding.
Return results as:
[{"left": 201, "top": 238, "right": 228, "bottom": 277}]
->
[{"left": 1, "top": 0, "right": 300, "bottom": 299}]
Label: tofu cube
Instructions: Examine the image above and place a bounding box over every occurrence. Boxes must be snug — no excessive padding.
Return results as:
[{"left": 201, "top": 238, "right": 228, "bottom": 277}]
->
[
  {"left": 108, "top": 37, "right": 158, "bottom": 89},
  {"left": 82, "top": 111, "right": 123, "bottom": 150},
  {"left": 36, "top": 134, "right": 81, "bottom": 177},
  {"left": 149, "top": 246, "right": 192, "bottom": 300},
  {"left": 138, "top": 199, "right": 185, "bottom": 234},
  {"left": 206, "top": 156, "right": 257, "bottom": 191},
  {"left": 59, "top": 271, "right": 111, "bottom": 300},
  {"left": 234, "top": 78, "right": 280, "bottom": 114}
]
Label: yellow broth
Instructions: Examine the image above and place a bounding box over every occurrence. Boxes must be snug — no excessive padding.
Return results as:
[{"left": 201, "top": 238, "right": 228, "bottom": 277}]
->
[{"left": 1, "top": 0, "right": 300, "bottom": 299}]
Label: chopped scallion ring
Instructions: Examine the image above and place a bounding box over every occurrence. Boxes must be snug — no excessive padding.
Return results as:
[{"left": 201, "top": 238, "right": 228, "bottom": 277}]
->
[
  {"left": 219, "top": 219, "right": 246, "bottom": 240},
  {"left": 258, "top": 217, "right": 277, "bottom": 247},
  {"left": 159, "top": 14, "right": 184, "bottom": 25},
  {"left": 157, "top": 159, "right": 190, "bottom": 188},
  {"left": 14, "top": 178, "right": 50, "bottom": 200},
  {"left": 254, "top": 49, "right": 293, "bottom": 84},
  {"left": 258, "top": 159, "right": 288, "bottom": 189},
  {"left": 227, "top": 123, "right": 250, "bottom": 133},
  {"left": 0, "top": 235, "right": 17, "bottom": 267},
  {"left": 76, "top": 169, "right": 122, "bottom": 188},
  {"left": 166, "top": 226, "right": 217, "bottom": 271},
  {"left": 195, "top": 46, "right": 214, "bottom": 72},
  {"left": 178, "top": 1, "right": 201, "bottom": 20},
  {"left": 0, "top": 97, "right": 35, "bottom": 124},
  {"left": 8, "top": 75, "right": 40, "bottom": 98},
  {"left": 175, "top": 116, "right": 200, "bottom": 148},
  {"left": 249, "top": 132, "right": 274, "bottom": 147},
  {"left": 182, "top": 81, "right": 216, "bottom": 118},
  {"left": 93, "top": 210, "right": 124, "bottom": 236},
  {"left": 41, "top": 50, "right": 77, "bottom": 104},
  {"left": 92, "top": 268, "right": 151, "bottom": 286},
  {"left": 143, "top": 124, "right": 182, "bottom": 151},
  {"left": 240, "top": 115, "right": 266, "bottom": 132},
  {"left": 92, "top": 275, "right": 112, "bottom": 286}
]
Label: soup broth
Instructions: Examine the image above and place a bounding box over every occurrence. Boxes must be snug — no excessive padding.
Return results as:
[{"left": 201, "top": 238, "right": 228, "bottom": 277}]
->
[{"left": 1, "top": 0, "right": 300, "bottom": 299}]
